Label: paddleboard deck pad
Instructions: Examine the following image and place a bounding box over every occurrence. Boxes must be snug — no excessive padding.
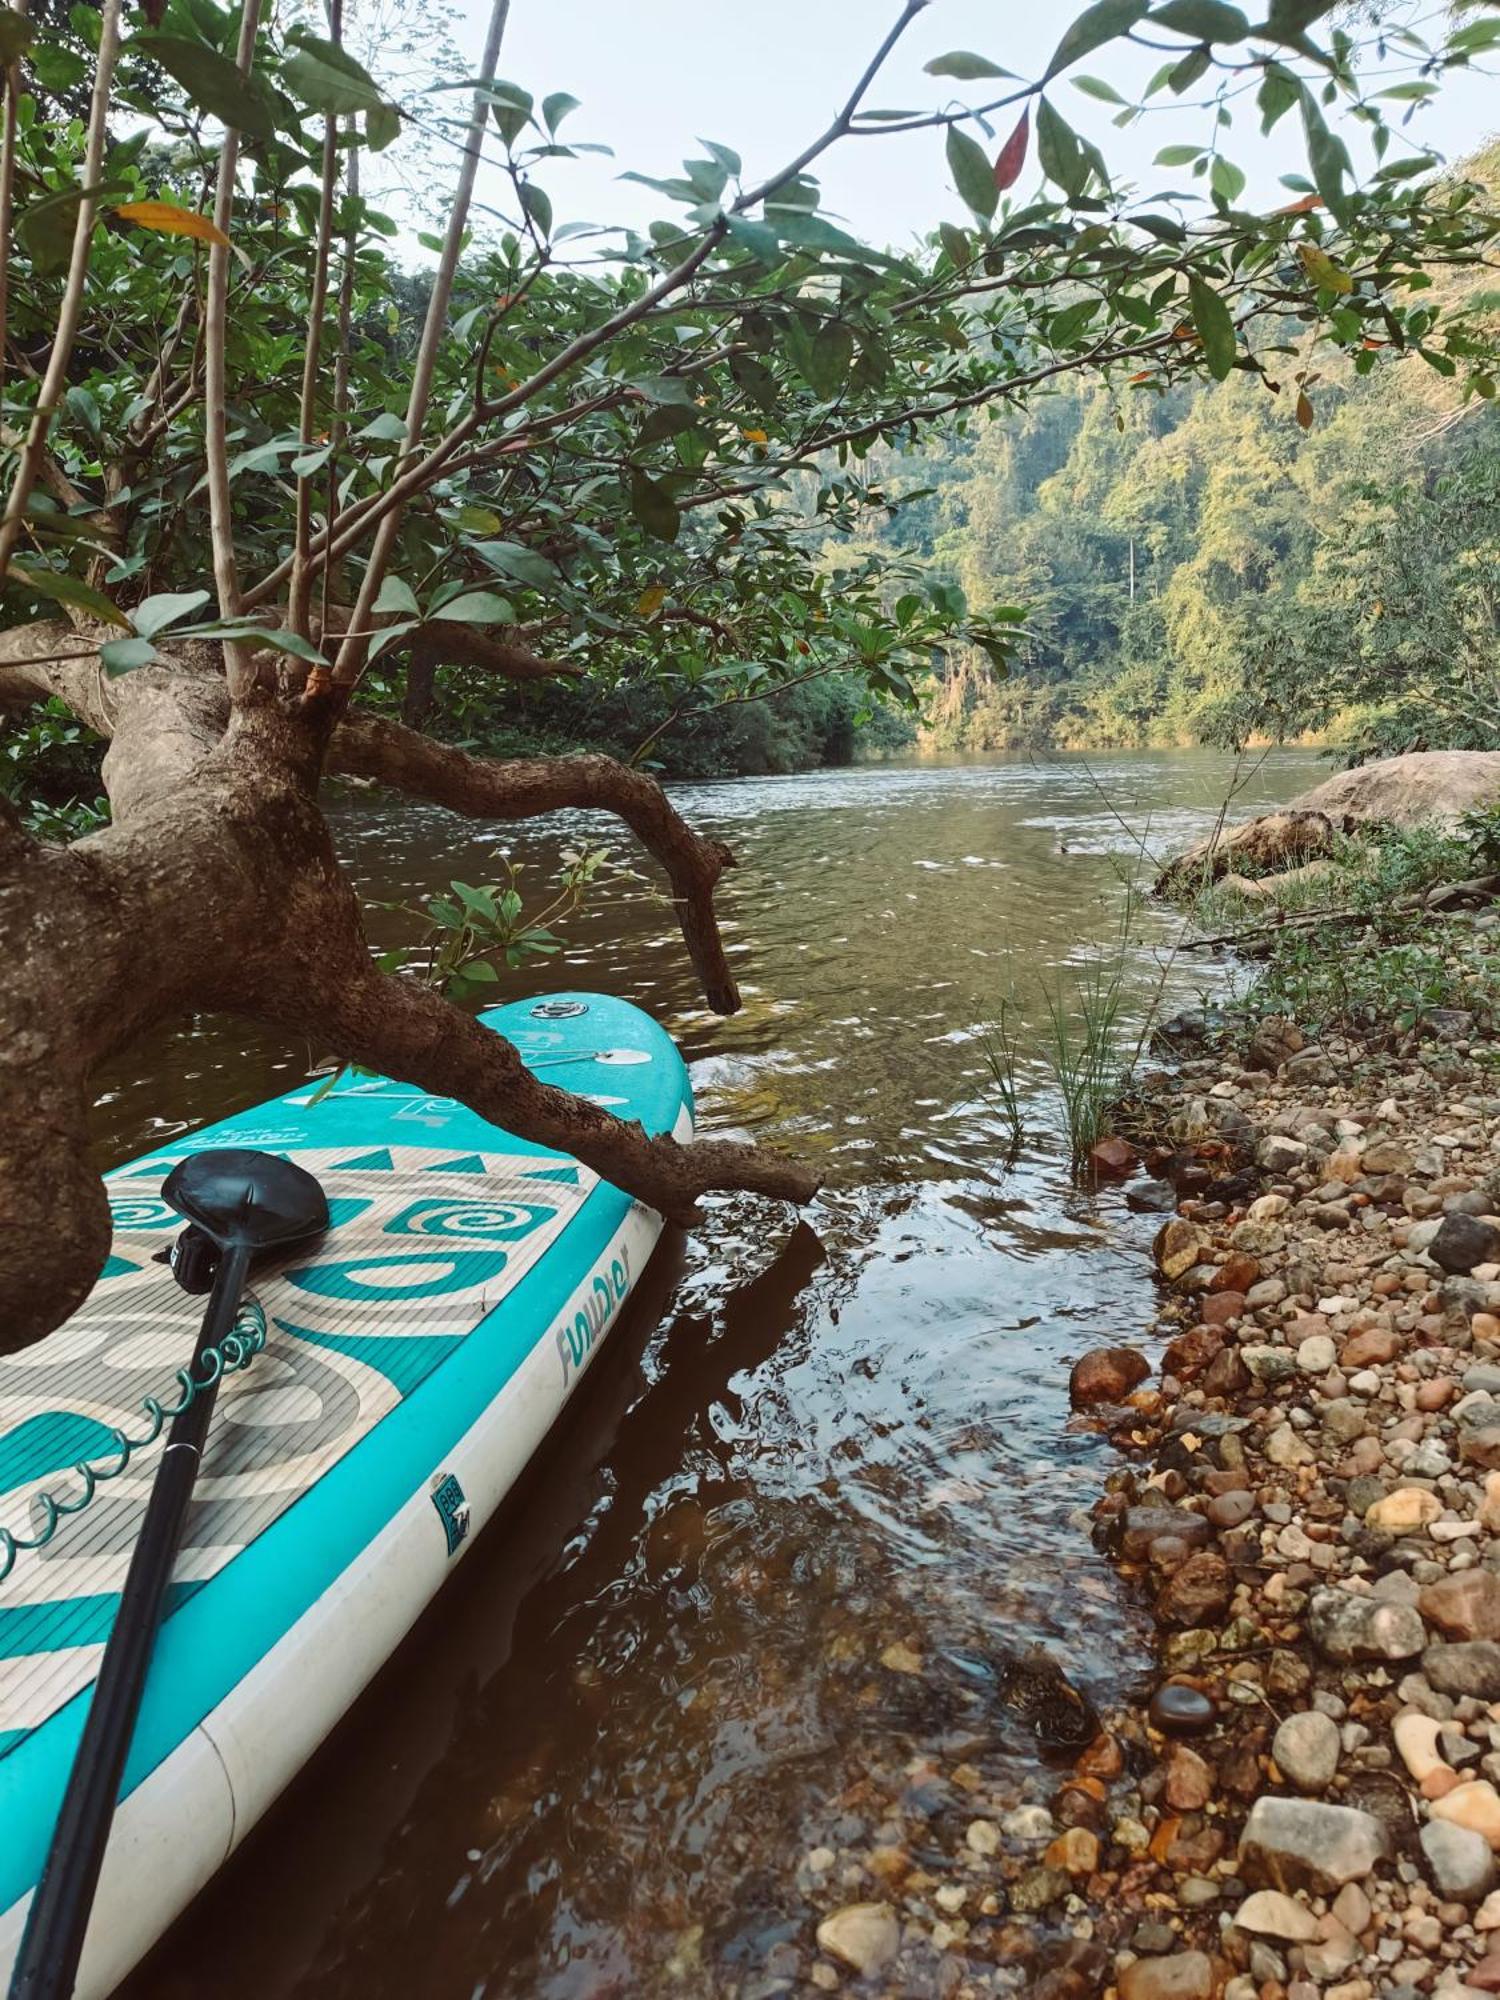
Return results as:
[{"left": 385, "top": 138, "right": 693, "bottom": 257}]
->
[{"left": 0, "top": 993, "right": 690, "bottom": 1997}]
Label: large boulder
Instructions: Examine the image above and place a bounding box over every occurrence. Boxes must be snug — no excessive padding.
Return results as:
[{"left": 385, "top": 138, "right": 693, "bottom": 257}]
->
[
  {"left": 1155, "top": 750, "right": 1500, "bottom": 896},
  {"left": 1289, "top": 750, "right": 1500, "bottom": 826}
]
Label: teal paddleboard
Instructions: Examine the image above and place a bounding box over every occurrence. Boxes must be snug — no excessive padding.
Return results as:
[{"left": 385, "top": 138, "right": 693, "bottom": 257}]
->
[{"left": 0, "top": 993, "right": 691, "bottom": 1997}]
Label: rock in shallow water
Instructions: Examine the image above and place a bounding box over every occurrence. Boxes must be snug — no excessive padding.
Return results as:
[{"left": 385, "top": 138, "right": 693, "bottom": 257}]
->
[
  {"left": 814, "top": 1903, "right": 899, "bottom": 1974},
  {"left": 1239, "top": 1796, "right": 1389, "bottom": 1892},
  {"left": 1069, "top": 1344, "right": 1150, "bottom": 1408}
]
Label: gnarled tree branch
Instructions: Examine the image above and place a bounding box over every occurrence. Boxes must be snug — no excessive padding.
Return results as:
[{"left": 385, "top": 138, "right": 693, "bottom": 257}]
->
[{"left": 330, "top": 714, "right": 741, "bottom": 1013}]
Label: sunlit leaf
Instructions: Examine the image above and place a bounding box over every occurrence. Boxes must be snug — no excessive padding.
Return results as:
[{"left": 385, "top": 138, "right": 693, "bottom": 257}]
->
[{"left": 115, "top": 200, "right": 229, "bottom": 247}]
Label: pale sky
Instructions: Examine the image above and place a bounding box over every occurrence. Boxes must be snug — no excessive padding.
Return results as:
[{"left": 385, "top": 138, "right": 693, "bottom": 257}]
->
[{"left": 439, "top": 0, "right": 1499, "bottom": 254}]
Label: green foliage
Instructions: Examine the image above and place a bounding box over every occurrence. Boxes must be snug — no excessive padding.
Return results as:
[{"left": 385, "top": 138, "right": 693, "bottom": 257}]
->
[
  {"left": 891, "top": 235, "right": 1500, "bottom": 758},
  {"left": 379, "top": 847, "right": 610, "bottom": 1002},
  {"left": 0, "top": 699, "right": 106, "bottom": 836},
  {"left": 1, "top": 0, "right": 1496, "bottom": 790}
]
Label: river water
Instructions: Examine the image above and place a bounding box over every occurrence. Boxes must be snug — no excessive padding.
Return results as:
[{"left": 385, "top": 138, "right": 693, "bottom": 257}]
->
[{"left": 107, "top": 748, "right": 1317, "bottom": 2000}]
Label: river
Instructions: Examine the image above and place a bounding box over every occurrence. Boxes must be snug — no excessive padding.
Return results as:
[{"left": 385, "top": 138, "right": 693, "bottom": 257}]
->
[{"left": 108, "top": 747, "right": 1317, "bottom": 1999}]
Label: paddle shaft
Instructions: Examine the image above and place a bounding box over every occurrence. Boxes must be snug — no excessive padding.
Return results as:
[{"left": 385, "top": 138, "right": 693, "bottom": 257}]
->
[{"left": 9, "top": 1242, "right": 252, "bottom": 2000}]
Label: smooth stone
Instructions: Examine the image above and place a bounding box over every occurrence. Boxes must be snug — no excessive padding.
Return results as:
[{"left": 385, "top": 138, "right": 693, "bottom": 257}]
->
[
  {"left": 1148, "top": 1683, "right": 1217, "bottom": 1736},
  {"left": 1419, "top": 1569, "right": 1500, "bottom": 1642},
  {"left": 1118, "top": 1951, "right": 1215, "bottom": 2000},
  {"left": 1424, "top": 1642, "right": 1500, "bottom": 1701},
  {"left": 1273, "top": 1710, "right": 1341, "bottom": 1795},
  {"left": 1239, "top": 1797, "right": 1389, "bottom": 1892},
  {"left": 815, "top": 1903, "right": 900, "bottom": 1975},
  {"left": 1421, "top": 1818, "right": 1499, "bottom": 1902},
  {"left": 1306, "top": 1588, "right": 1426, "bottom": 1664},
  {"left": 1432, "top": 1780, "right": 1500, "bottom": 1849},
  {"left": 1070, "top": 1345, "right": 1151, "bottom": 1409},
  {"left": 1394, "top": 1711, "right": 1451, "bottom": 1785},
  {"left": 1233, "top": 1889, "right": 1320, "bottom": 1942},
  {"left": 1366, "top": 1487, "right": 1443, "bottom": 1532}
]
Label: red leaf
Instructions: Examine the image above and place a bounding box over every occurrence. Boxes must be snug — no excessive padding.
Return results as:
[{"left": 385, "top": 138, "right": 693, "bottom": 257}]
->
[
  {"left": 1273, "top": 193, "right": 1322, "bottom": 216},
  {"left": 994, "top": 107, "right": 1029, "bottom": 192},
  {"left": 1295, "top": 391, "right": 1314, "bottom": 430}
]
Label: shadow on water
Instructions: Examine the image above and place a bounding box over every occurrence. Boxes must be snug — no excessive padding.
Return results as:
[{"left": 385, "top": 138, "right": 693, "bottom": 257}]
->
[{"left": 102, "top": 748, "right": 1320, "bottom": 1997}]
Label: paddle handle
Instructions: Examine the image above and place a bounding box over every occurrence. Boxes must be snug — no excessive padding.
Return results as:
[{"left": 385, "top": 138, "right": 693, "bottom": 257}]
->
[{"left": 9, "top": 1242, "right": 252, "bottom": 2000}]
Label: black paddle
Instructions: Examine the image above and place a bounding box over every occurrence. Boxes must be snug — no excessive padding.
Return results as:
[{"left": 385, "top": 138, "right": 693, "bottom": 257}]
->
[{"left": 9, "top": 1149, "right": 328, "bottom": 2000}]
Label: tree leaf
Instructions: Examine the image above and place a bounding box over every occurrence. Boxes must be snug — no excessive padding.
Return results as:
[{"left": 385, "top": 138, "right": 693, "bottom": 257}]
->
[
  {"left": 11, "top": 560, "right": 129, "bottom": 626},
  {"left": 134, "top": 35, "right": 278, "bottom": 139},
  {"left": 283, "top": 42, "right": 386, "bottom": 115},
  {"left": 373, "top": 575, "right": 420, "bottom": 617},
  {"left": 519, "top": 181, "right": 552, "bottom": 238},
  {"left": 1188, "top": 274, "right": 1237, "bottom": 379},
  {"left": 923, "top": 51, "right": 1014, "bottom": 80},
  {"left": 365, "top": 101, "right": 401, "bottom": 153},
  {"left": 543, "top": 91, "right": 580, "bottom": 133},
  {"left": 131, "top": 588, "right": 211, "bottom": 638},
  {"left": 994, "top": 107, "right": 1030, "bottom": 191},
  {"left": 1148, "top": 0, "right": 1249, "bottom": 39},
  {"left": 114, "top": 200, "right": 229, "bottom": 247},
  {"left": 1297, "top": 241, "right": 1352, "bottom": 293},
  {"left": 1209, "top": 156, "right": 1246, "bottom": 203},
  {"left": 723, "top": 213, "right": 783, "bottom": 266},
  {"left": 1299, "top": 87, "right": 1351, "bottom": 223},
  {"left": 1043, "top": 0, "right": 1148, "bottom": 82},
  {"left": 1035, "top": 98, "right": 1090, "bottom": 199},
  {"left": 0, "top": 13, "right": 35, "bottom": 63},
  {"left": 946, "top": 124, "right": 998, "bottom": 221},
  {"left": 431, "top": 591, "right": 516, "bottom": 625},
  {"left": 1295, "top": 390, "right": 1315, "bottom": 429},
  {"left": 1073, "top": 75, "right": 1127, "bottom": 104},
  {"left": 474, "top": 540, "right": 559, "bottom": 589},
  {"left": 100, "top": 635, "right": 159, "bottom": 676},
  {"left": 629, "top": 470, "right": 681, "bottom": 543}
]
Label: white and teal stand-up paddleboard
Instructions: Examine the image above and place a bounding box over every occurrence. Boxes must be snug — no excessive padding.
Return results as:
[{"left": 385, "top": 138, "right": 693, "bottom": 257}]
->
[{"left": 0, "top": 993, "right": 690, "bottom": 1998}]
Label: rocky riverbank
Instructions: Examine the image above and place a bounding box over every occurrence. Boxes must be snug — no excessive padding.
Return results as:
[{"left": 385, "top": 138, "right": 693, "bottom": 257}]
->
[{"left": 1058, "top": 1009, "right": 1500, "bottom": 2000}]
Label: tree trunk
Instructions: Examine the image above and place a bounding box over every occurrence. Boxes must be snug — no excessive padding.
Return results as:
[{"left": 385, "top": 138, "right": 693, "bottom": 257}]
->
[{"left": 0, "top": 623, "right": 817, "bottom": 1351}]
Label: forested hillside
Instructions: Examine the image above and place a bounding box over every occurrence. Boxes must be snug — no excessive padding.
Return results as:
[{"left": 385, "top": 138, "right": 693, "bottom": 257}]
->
[{"left": 886, "top": 175, "right": 1500, "bottom": 762}]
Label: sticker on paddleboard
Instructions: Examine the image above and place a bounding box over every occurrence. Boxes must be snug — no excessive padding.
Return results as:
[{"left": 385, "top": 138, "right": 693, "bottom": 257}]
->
[
  {"left": 430, "top": 1471, "right": 470, "bottom": 1556},
  {"left": 530, "top": 999, "right": 589, "bottom": 1019}
]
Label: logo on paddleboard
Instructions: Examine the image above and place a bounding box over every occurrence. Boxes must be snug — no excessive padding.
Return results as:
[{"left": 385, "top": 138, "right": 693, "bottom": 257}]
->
[{"left": 430, "top": 1472, "right": 470, "bottom": 1556}]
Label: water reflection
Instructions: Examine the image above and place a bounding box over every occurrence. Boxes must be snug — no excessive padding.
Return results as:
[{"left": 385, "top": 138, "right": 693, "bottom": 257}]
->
[{"left": 109, "top": 748, "right": 1317, "bottom": 1998}]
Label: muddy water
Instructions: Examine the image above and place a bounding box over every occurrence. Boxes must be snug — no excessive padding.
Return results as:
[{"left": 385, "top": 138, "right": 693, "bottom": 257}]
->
[{"left": 107, "top": 748, "right": 1316, "bottom": 1999}]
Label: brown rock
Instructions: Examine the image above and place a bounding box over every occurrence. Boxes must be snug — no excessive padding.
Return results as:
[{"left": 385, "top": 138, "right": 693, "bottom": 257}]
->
[
  {"left": 1155, "top": 1218, "right": 1207, "bottom": 1282},
  {"left": 1155, "top": 1552, "right": 1232, "bottom": 1629},
  {"left": 1089, "top": 1135, "right": 1139, "bottom": 1177},
  {"left": 1118, "top": 1951, "right": 1215, "bottom": 2000},
  {"left": 1076, "top": 1732, "right": 1124, "bottom": 1780},
  {"left": 1164, "top": 1744, "right": 1215, "bottom": 1811},
  {"left": 1162, "top": 1326, "right": 1223, "bottom": 1378},
  {"left": 1210, "top": 1253, "right": 1260, "bottom": 1294},
  {"left": 1045, "top": 1826, "right": 1099, "bottom": 1874},
  {"left": 1069, "top": 1345, "right": 1151, "bottom": 1409},
  {"left": 1341, "top": 1325, "right": 1400, "bottom": 1367},
  {"left": 1420, "top": 1571, "right": 1500, "bottom": 1643},
  {"left": 1199, "top": 1292, "right": 1245, "bottom": 1329},
  {"left": 1202, "top": 1346, "right": 1251, "bottom": 1398}
]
